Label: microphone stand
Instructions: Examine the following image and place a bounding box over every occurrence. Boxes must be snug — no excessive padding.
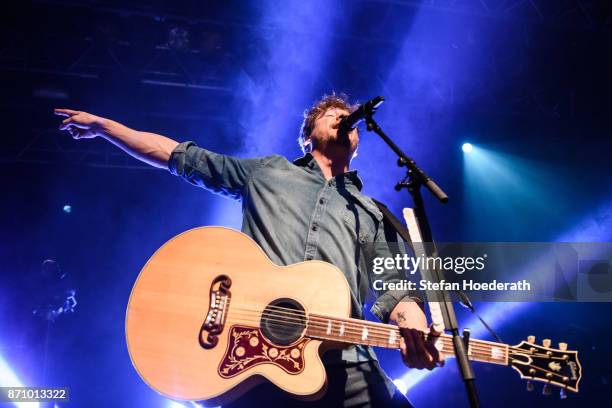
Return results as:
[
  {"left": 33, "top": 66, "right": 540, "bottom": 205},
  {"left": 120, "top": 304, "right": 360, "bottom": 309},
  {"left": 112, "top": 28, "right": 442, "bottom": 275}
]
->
[{"left": 364, "top": 110, "right": 480, "bottom": 408}]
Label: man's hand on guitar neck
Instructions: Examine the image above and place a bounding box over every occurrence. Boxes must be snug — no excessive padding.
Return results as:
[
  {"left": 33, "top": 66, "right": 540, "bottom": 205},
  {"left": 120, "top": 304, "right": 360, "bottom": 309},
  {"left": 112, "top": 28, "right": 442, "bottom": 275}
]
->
[{"left": 389, "top": 300, "right": 445, "bottom": 370}]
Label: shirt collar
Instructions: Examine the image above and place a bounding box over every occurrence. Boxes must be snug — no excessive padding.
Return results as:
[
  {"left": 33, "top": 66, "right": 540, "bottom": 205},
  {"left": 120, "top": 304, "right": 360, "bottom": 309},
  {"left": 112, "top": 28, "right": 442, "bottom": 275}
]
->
[
  {"left": 292, "top": 153, "right": 364, "bottom": 190},
  {"left": 292, "top": 153, "right": 317, "bottom": 169}
]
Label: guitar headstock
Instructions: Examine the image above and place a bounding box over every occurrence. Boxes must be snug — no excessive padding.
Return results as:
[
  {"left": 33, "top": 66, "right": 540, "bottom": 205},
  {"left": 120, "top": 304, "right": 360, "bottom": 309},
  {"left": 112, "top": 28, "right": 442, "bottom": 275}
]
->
[{"left": 510, "top": 336, "right": 581, "bottom": 398}]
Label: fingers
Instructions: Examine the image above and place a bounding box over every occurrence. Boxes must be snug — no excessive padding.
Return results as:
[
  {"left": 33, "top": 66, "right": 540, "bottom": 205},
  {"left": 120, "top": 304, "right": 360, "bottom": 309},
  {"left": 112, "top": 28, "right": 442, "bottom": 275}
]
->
[
  {"left": 67, "top": 126, "right": 80, "bottom": 139},
  {"left": 423, "top": 339, "right": 442, "bottom": 370},
  {"left": 400, "top": 336, "right": 416, "bottom": 368},
  {"left": 54, "top": 108, "right": 79, "bottom": 117},
  {"left": 55, "top": 109, "right": 96, "bottom": 139},
  {"left": 59, "top": 117, "right": 73, "bottom": 130},
  {"left": 400, "top": 328, "right": 421, "bottom": 369},
  {"left": 399, "top": 337, "right": 407, "bottom": 362},
  {"left": 59, "top": 117, "right": 88, "bottom": 130},
  {"left": 58, "top": 114, "right": 90, "bottom": 131},
  {"left": 437, "top": 351, "right": 446, "bottom": 367},
  {"left": 427, "top": 325, "right": 446, "bottom": 367},
  {"left": 55, "top": 108, "right": 79, "bottom": 131},
  {"left": 400, "top": 327, "right": 444, "bottom": 370},
  {"left": 61, "top": 124, "right": 86, "bottom": 139},
  {"left": 412, "top": 329, "right": 432, "bottom": 369}
]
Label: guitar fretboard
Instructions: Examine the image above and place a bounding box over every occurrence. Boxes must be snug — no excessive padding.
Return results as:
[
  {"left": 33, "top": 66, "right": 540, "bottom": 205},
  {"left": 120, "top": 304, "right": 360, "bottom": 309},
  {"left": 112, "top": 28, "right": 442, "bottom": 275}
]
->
[{"left": 306, "top": 313, "right": 508, "bottom": 366}]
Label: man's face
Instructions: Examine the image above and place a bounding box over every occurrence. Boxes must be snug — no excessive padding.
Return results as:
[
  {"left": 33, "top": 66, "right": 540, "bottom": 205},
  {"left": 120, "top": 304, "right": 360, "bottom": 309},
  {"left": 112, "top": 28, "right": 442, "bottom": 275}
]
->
[{"left": 306, "top": 107, "right": 359, "bottom": 157}]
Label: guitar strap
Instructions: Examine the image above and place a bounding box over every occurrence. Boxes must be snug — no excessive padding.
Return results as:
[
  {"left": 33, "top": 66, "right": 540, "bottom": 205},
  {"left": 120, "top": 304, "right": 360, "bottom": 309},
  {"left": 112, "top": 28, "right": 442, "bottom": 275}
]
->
[
  {"left": 371, "top": 199, "right": 429, "bottom": 311},
  {"left": 372, "top": 198, "right": 414, "bottom": 246},
  {"left": 372, "top": 199, "right": 452, "bottom": 331}
]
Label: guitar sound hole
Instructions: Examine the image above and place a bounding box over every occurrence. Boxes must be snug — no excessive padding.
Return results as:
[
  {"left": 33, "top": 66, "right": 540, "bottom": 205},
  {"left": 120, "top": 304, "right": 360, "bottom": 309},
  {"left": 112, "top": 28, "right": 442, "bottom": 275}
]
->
[{"left": 260, "top": 298, "right": 306, "bottom": 346}]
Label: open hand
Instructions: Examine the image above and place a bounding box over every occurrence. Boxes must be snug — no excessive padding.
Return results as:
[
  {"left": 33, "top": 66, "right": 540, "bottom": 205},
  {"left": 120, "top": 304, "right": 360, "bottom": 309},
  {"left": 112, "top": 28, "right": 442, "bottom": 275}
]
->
[{"left": 54, "top": 108, "right": 106, "bottom": 139}]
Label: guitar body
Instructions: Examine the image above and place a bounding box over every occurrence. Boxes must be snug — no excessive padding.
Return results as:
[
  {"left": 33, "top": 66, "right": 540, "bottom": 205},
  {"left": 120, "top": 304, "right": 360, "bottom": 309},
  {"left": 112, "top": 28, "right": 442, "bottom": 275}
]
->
[{"left": 125, "top": 227, "right": 352, "bottom": 404}]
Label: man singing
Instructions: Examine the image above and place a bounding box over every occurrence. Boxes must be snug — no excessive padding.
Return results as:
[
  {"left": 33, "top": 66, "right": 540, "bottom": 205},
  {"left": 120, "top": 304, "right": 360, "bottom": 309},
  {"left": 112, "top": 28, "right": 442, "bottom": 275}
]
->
[{"left": 55, "top": 93, "right": 444, "bottom": 407}]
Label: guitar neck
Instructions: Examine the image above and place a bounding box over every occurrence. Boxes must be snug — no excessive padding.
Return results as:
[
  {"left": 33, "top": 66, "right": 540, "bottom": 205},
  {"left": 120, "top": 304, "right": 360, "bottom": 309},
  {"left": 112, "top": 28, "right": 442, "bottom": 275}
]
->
[{"left": 306, "top": 313, "right": 509, "bottom": 366}]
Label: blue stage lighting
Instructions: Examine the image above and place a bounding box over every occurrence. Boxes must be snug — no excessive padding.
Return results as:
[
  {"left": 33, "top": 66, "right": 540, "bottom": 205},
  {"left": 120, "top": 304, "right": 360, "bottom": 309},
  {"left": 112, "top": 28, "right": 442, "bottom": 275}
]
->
[
  {"left": 0, "top": 354, "right": 40, "bottom": 408},
  {"left": 62, "top": 205, "right": 72, "bottom": 214},
  {"left": 393, "top": 378, "right": 408, "bottom": 395},
  {"left": 168, "top": 401, "right": 206, "bottom": 408},
  {"left": 462, "top": 143, "right": 473, "bottom": 153}
]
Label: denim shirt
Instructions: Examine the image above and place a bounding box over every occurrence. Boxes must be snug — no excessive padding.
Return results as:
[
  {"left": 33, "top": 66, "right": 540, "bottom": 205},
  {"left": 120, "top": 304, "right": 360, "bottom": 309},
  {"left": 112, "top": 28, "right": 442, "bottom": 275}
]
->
[{"left": 168, "top": 141, "right": 419, "bottom": 362}]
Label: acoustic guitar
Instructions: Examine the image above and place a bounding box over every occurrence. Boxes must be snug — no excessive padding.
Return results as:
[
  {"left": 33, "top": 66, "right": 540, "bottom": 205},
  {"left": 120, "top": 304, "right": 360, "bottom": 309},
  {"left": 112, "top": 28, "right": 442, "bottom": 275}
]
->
[{"left": 125, "top": 227, "right": 581, "bottom": 404}]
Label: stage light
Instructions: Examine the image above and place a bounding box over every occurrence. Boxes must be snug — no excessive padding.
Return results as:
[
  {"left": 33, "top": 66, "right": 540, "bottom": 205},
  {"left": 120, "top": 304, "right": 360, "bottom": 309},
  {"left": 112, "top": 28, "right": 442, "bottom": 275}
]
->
[
  {"left": 234, "top": 0, "right": 334, "bottom": 158},
  {"left": 0, "top": 354, "right": 40, "bottom": 408},
  {"left": 393, "top": 378, "right": 408, "bottom": 395},
  {"left": 462, "top": 143, "right": 473, "bottom": 153},
  {"left": 62, "top": 205, "right": 72, "bottom": 214},
  {"left": 402, "top": 156, "right": 612, "bottom": 397},
  {"left": 167, "top": 401, "right": 207, "bottom": 408}
]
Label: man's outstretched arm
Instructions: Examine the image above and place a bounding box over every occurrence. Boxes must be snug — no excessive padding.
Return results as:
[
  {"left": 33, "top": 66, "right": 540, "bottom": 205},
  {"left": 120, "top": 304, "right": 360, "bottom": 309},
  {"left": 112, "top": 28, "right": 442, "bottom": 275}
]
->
[{"left": 54, "top": 108, "right": 178, "bottom": 169}]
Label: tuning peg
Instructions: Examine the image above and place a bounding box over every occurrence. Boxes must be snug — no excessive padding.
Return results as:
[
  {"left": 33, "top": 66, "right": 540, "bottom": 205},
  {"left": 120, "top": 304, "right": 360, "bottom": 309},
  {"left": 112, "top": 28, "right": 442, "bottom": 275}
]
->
[
  {"left": 526, "top": 381, "right": 534, "bottom": 392},
  {"left": 542, "top": 384, "right": 551, "bottom": 396},
  {"left": 542, "top": 338, "right": 551, "bottom": 348},
  {"left": 558, "top": 342, "right": 567, "bottom": 351},
  {"left": 560, "top": 389, "right": 567, "bottom": 400},
  {"left": 527, "top": 335, "right": 535, "bottom": 343}
]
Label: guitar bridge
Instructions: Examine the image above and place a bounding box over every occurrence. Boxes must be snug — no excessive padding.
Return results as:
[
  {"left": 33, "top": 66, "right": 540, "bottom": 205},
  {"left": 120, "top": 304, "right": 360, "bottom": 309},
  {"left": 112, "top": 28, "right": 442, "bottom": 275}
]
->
[{"left": 199, "top": 274, "right": 232, "bottom": 349}]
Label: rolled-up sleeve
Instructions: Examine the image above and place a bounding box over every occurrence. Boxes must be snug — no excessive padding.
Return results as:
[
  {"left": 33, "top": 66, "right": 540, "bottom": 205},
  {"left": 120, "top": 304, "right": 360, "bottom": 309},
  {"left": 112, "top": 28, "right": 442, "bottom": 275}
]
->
[
  {"left": 368, "top": 220, "right": 424, "bottom": 323},
  {"left": 168, "top": 141, "right": 264, "bottom": 200}
]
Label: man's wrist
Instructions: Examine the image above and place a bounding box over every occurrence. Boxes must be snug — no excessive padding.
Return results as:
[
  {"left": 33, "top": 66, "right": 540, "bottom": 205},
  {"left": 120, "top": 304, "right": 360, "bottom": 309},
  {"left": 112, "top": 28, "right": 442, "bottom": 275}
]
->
[
  {"left": 96, "top": 117, "right": 114, "bottom": 138},
  {"left": 389, "top": 300, "right": 428, "bottom": 330}
]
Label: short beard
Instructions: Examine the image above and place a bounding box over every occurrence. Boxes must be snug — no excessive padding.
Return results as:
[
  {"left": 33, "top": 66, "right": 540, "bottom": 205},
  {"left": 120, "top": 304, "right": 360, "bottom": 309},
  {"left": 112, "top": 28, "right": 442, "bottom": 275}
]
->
[{"left": 335, "top": 128, "right": 352, "bottom": 147}]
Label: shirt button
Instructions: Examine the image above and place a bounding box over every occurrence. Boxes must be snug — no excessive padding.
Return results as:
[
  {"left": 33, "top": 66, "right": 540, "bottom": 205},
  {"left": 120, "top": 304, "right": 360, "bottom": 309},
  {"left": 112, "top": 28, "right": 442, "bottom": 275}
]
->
[
  {"left": 305, "top": 256, "right": 313, "bottom": 261},
  {"left": 311, "top": 224, "right": 318, "bottom": 231},
  {"left": 319, "top": 198, "right": 325, "bottom": 204}
]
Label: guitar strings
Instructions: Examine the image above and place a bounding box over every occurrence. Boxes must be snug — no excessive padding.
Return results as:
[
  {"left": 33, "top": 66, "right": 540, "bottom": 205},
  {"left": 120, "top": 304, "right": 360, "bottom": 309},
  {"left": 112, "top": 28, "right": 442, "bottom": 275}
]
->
[
  {"left": 224, "top": 311, "right": 496, "bottom": 358},
  {"left": 226, "top": 302, "right": 566, "bottom": 360},
  {"left": 221, "top": 311, "right": 502, "bottom": 362},
  {"left": 223, "top": 310, "right": 566, "bottom": 375},
  {"left": 212, "top": 308, "right": 570, "bottom": 385},
  {"left": 508, "top": 350, "right": 569, "bottom": 362},
  {"left": 225, "top": 303, "right": 503, "bottom": 356},
  {"left": 223, "top": 307, "right": 503, "bottom": 359},
  {"left": 229, "top": 301, "right": 507, "bottom": 350},
  {"left": 227, "top": 303, "right": 498, "bottom": 352},
  {"left": 524, "top": 364, "right": 570, "bottom": 379},
  {"left": 229, "top": 306, "right": 432, "bottom": 344},
  {"left": 220, "top": 299, "right": 543, "bottom": 360},
  {"left": 207, "top": 300, "right": 570, "bottom": 381}
]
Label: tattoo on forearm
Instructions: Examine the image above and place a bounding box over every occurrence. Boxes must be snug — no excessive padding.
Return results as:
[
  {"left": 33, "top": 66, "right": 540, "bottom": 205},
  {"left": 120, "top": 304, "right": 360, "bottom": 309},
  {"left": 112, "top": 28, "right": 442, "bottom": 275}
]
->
[{"left": 397, "top": 311, "right": 407, "bottom": 323}]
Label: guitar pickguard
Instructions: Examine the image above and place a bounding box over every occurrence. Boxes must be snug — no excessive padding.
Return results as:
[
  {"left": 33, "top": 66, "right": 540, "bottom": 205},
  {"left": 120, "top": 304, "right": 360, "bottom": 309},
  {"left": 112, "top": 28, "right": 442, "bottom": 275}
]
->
[{"left": 218, "top": 325, "right": 309, "bottom": 378}]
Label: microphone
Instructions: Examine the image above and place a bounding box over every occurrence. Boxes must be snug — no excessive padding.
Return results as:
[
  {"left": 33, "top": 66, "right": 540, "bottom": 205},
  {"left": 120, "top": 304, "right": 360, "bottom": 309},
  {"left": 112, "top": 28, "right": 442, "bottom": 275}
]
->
[{"left": 338, "top": 96, "right": 385, "bottom": 133}]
